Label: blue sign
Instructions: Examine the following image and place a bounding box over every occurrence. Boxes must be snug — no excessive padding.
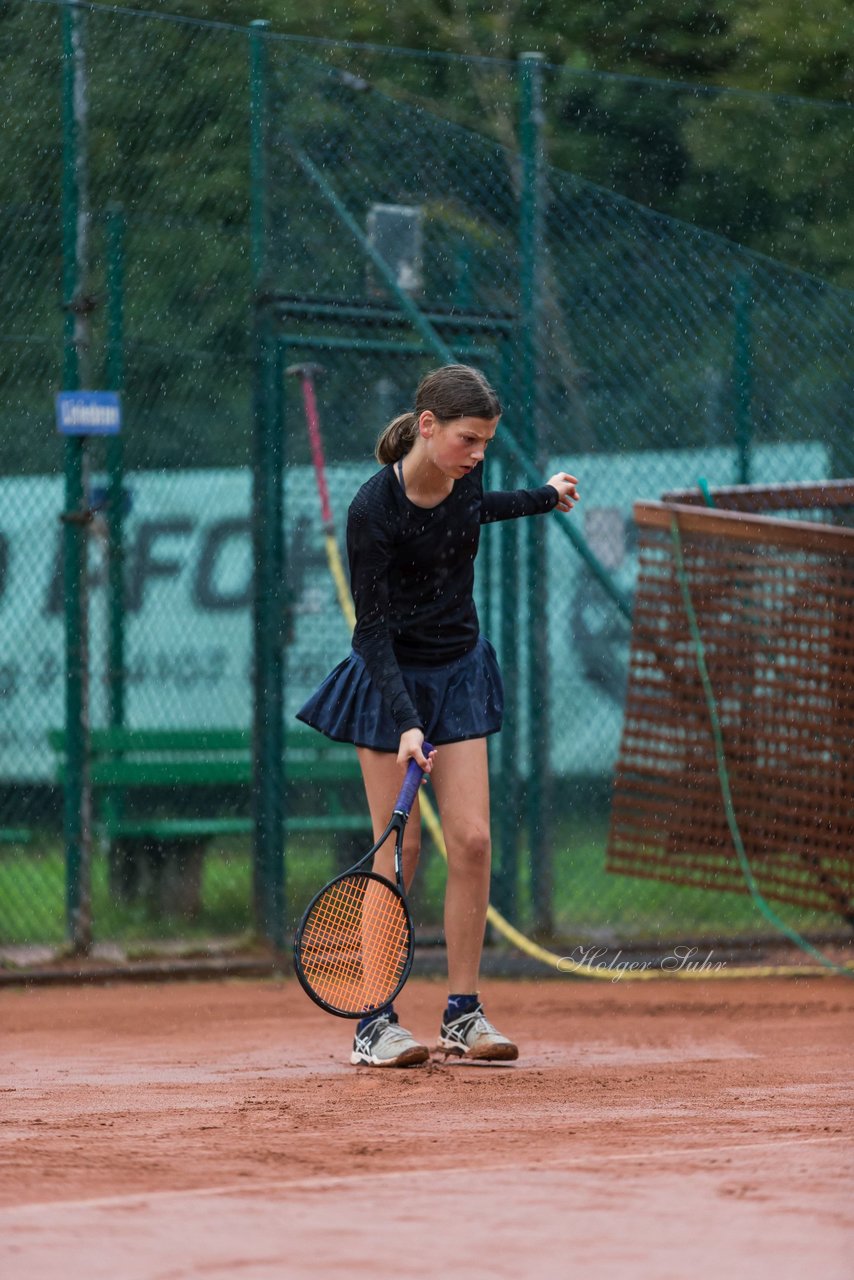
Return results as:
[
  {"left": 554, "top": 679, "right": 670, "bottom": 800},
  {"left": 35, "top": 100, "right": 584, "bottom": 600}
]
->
[{"left": 56, "top": 391, "right": 122, "bottom": 435}]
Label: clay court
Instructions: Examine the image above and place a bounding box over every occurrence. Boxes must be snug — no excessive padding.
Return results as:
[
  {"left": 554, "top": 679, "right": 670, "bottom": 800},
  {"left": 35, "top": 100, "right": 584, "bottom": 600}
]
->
[{"left": 1, "top": 974, "right": 851, "bottom": 1279}]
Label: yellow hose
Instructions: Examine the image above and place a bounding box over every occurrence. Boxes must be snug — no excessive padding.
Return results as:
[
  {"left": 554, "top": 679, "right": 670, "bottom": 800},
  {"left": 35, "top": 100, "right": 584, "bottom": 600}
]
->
[{"left": 321, "top": 513, "right": 849, "bottom": 981}]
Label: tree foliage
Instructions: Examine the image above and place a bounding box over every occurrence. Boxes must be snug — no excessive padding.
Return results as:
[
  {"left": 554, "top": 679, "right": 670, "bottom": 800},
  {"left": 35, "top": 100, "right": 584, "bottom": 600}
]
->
[
  {"left": 218, "top": 0, "right": 850, "bottom": 281},
  {"left": 0, "top": 0, "right": 850, "bottom": 477}
]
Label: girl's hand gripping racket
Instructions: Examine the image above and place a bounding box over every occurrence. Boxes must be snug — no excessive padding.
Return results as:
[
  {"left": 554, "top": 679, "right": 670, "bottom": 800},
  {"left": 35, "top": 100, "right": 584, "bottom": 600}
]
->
[{"left": 293, "top": 746, "right": 433, "bottom": 1018}]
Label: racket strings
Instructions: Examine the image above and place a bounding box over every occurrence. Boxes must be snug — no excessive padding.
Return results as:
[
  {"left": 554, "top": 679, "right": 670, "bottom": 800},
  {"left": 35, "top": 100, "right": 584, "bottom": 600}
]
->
[{"left": 298, "top": 873, "right": 410, "bottom": 1013}]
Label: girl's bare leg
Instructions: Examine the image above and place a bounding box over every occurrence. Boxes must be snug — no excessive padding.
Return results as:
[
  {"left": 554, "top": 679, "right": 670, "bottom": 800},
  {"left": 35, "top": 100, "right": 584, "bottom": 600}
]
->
[
  {"left": 349, "top": 748, "right": 430, "bottom": 1065},
  {"left": 427, "top": 738, "right": 491, "bottom": 993},
  {"left": 354, "top": 747, "right": 423, "bottom": 1018}
]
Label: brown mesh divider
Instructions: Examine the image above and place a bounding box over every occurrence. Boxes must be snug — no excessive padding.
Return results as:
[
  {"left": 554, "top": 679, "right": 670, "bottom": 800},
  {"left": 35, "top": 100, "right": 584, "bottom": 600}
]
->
[
  {"left": 607, "top": 496, "right": 854, "bottom": 921},
  {"left": 661, "top": 479, "right": 854, "bottom": 518},
  {"left": 298, "top": 873, "right": 410, "bottom": 1013}
]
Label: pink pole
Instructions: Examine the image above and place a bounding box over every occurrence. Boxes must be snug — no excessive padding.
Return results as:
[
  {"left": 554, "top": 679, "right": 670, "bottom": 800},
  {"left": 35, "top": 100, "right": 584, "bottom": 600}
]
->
[{"left": 302, "top": 372, "right": 333, "bottom": 528}]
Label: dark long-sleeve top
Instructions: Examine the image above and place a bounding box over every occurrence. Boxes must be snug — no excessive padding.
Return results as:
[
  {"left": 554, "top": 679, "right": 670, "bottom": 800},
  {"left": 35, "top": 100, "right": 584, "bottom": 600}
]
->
[{"left": 346, "top": 461, "right": 558, "bottom": 735}]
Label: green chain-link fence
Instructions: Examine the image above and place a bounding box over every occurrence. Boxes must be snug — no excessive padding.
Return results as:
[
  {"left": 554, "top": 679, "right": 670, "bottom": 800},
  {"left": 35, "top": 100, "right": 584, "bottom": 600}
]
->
[{"left": 1, "top": 1, "right": 851, "bottom": 960}]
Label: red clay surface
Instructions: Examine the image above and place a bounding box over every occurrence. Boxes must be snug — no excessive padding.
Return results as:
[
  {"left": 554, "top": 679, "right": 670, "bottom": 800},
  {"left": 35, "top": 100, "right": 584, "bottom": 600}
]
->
[{"left": 1, "top": 975, "right": 852, "bottom": 1279}]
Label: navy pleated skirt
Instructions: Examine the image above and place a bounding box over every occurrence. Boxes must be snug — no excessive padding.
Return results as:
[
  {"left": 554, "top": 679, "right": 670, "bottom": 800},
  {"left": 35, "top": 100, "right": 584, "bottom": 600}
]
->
[{"left": 295, "top": 635, "right": 504, "bottom": 752}]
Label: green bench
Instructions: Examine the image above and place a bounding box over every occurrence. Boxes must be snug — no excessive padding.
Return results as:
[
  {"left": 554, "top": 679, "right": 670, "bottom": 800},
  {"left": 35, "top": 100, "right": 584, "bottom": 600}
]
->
[
  {"left": 0, "top": 829, "right": 33, "bottom": 845},
  {"left": 49, "top": 726, "right": 370, "bottom": 916}
]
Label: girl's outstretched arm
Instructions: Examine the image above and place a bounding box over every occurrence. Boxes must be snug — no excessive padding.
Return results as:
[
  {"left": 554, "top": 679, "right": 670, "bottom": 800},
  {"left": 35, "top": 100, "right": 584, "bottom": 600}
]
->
[{"left": 480, "top": 470, "right": 579, "bottom": 523}]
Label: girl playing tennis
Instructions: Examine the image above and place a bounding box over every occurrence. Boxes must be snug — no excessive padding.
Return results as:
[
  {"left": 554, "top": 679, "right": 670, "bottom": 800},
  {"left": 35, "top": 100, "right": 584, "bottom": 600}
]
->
[{"left": 297, "top": 364, "right": 578, "bottom": 1066}]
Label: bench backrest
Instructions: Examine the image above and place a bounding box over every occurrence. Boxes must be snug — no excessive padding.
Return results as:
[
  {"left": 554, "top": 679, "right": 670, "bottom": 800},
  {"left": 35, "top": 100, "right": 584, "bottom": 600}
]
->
[{"left": 48, "top": 727, "right": 362, "bottom": 785}]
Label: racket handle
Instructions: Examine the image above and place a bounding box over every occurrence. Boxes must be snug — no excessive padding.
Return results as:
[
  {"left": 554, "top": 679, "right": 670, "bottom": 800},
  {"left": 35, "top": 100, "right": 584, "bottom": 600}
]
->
[{"left": 394, "top": 742, "right": 434, "bottom": 816}]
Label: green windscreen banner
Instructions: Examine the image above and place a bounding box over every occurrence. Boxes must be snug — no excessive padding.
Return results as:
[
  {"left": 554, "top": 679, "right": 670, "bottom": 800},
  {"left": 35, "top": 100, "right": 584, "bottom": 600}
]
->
[{"left": 0, "top": 445, "right": 826, "bottom": 782}]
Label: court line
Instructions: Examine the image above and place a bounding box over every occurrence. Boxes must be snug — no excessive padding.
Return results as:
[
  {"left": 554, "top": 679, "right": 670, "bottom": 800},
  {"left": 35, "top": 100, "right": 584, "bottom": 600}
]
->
[{"left": 1, "top": 1134, "right": 849, "bottom": 1219}]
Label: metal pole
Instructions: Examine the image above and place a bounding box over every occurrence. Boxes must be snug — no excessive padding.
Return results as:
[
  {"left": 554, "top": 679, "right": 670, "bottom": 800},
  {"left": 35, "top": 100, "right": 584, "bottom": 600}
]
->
[
  {"left": 249, "top": 19, "right": 285, "bottom": 949},
  {"left": 103, "top": 204, "right": 126, "bottom": 870},
  {"left": 493, "top": 344, "right": 520, "bottom": 920},
  {"left": 250, "top": 20, "right": 270, "bottom": 288},
  {"left": 734, "top": 272, "right": 753, "bottom": 486},
  {"left": 61, "top": 0, "right": 93, "bottom": 953},
  {"left": 519, "top": 52, "right": 552, "bottom": 935},
  {"left": 105, "top": 205, "right": 125, "bottom": 731}
]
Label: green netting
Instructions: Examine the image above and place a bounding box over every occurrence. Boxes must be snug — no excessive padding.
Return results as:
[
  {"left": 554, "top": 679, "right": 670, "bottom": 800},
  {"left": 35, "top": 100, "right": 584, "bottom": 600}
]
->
[
  {"left": 267, "top": 44, "right": 852, "bottom": 462},
  {"left": 267, "top": 40, "right": 853, "bottom": 287},
  {"left": 1, "top": 1, "right": 851, "bottom": 957}
]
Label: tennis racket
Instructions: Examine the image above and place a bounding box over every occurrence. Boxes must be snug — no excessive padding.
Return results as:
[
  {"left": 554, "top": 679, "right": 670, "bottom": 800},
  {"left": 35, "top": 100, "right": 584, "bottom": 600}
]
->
[{"left": 293, "top": 745, "right": 433, "bottom": 1018}]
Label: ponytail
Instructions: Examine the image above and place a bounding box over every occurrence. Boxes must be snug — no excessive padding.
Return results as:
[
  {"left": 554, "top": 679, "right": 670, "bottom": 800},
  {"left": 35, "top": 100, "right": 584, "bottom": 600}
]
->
[
  {"left": 375, "top": 411, "right": 418, "bottom": 465},
  {"left": 374, "top": 365, "right": 501, "bottom": 466}
]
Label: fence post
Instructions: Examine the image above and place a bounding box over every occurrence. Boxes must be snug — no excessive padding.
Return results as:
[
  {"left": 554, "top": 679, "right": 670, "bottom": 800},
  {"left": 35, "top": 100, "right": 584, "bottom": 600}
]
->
[
  {"left": 733, "top": 272, "right": 753, "bottom": 486},
  {"left": 61, "top": 0, "right": 93, "bottom": 953},
  {"left": 493, "top": 346, "right": 520, "bottom": 920},
  {"left": 519, "top": 51, "right": 552, "bottom": 935},
  {"left": 249, "top": 18, "right": 285, "bottom": 950},
  {"left": 103, "top": 204, "right": 126, "bottom": 858}
]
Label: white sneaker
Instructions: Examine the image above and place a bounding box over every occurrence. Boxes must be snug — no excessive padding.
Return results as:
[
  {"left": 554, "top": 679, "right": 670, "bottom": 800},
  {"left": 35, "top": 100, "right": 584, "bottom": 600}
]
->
[
  {"left": 350, "top": 1012, "right": 429, "bottom": 1067},
  {"left": 437, "top": 1003, "right": 519, "bottom": 1061}
]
